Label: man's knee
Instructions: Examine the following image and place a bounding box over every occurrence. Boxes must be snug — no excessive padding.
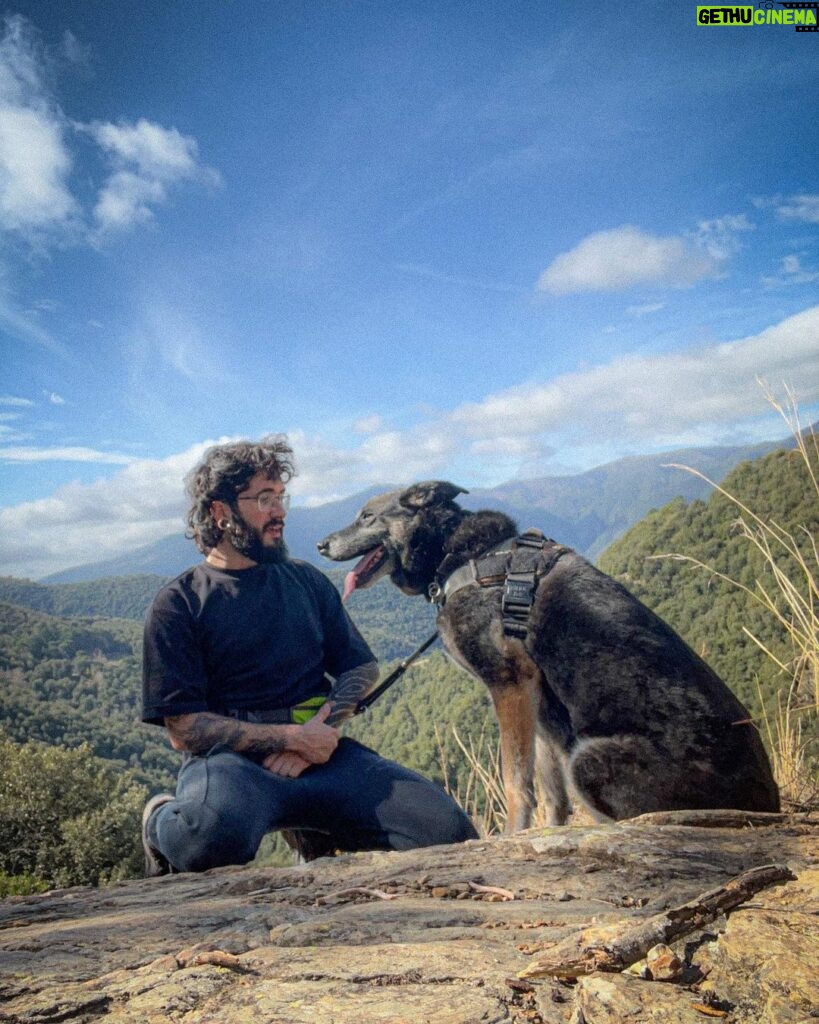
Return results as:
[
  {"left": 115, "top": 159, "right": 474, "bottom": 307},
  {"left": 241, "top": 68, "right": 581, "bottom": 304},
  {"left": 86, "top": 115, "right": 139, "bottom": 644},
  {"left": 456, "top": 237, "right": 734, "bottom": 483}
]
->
[
  {"left": 389, "top": 780, "right": 478, "bottom": 849},
  {"left": 154, "top": 799, "right": 261, "bottom": 872}
]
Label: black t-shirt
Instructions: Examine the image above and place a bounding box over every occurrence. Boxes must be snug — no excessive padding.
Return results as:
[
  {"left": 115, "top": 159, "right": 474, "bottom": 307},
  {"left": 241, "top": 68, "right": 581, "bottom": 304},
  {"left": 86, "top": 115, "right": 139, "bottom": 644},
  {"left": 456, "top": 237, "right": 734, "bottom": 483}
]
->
[{"left": 141, "top": 560, "right": 374, "bottom": 726}]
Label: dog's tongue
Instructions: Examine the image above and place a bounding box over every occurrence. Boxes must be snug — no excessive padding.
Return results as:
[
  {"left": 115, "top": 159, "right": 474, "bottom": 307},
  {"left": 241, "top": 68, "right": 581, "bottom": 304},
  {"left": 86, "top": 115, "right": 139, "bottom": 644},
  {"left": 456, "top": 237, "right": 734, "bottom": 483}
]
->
[
  {"left": 342, "top": 570, "right": 359, "bottom": 602},
  {"left": 341, "top": 545, "right": 386, "bottom": 602}
]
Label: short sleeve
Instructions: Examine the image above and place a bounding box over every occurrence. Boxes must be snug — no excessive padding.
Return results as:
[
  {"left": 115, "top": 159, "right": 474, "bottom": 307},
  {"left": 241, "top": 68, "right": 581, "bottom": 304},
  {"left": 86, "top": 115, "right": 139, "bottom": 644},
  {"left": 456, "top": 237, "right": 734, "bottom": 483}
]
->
[{"left": 141, "top": 586, "right": 210, "bottom": 726}]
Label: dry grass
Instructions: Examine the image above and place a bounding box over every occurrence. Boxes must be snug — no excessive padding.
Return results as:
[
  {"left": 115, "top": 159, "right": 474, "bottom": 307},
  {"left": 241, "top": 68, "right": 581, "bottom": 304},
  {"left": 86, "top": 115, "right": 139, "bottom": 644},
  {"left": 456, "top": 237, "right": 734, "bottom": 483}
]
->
[{"left": 665, "top": 385, "right": 818, "bottom": 810}]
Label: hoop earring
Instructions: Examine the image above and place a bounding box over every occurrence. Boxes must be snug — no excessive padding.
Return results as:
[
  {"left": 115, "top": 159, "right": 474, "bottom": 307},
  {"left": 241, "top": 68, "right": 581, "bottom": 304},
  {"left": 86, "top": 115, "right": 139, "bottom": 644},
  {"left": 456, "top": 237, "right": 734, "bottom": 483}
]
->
[{"left": 217, "top": 517, "right": 232, "bottom": 531}]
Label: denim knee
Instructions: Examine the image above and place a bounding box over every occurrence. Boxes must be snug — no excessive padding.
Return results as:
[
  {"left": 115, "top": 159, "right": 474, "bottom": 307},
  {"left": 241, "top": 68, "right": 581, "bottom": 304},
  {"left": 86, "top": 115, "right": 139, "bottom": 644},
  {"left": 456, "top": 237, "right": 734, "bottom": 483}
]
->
[{"left": 156, "top": 800, "right": 260, "bottom": 872}]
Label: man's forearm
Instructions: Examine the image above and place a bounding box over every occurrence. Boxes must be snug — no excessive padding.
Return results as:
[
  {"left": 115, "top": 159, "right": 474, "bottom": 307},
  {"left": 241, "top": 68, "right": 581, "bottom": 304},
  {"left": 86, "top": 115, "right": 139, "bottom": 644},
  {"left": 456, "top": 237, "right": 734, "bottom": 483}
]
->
[
  {"left": 165, "top": 704, "right": 339, "bottom": 765},
  {"left": 165, "top": 712, "right": 291, "bottom": 759},
  {"left": 326, "top": 660, "right": 380, "bottom": 725}
]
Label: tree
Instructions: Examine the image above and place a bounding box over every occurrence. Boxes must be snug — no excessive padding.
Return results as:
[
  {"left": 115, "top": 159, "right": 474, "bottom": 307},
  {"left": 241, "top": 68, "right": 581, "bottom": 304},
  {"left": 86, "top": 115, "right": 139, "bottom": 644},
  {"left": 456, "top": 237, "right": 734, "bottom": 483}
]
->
[{"left": 0, "top": 735, "right": 148, "bottom": 893}]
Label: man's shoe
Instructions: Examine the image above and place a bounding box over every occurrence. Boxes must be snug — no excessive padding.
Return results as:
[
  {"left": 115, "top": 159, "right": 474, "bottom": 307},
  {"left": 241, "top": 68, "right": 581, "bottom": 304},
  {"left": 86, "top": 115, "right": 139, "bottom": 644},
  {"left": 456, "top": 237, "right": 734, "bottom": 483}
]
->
[{"left": 142, "top": 793, "right": 175, "bottom": 877}]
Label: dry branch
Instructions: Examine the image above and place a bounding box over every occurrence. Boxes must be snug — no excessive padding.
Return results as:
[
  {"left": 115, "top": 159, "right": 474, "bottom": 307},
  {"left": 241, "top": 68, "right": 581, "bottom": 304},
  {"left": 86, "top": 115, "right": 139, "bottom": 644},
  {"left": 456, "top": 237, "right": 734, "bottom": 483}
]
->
[{"left": 519, "top": 863, "right": 795, "bottom": 979}]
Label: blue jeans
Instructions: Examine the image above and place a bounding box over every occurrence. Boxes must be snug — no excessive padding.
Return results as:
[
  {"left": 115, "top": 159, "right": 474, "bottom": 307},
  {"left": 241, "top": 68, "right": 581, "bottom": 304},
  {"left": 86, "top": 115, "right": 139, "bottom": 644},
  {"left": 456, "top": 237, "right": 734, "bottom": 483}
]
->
[{"left": 147, "top": 738, "right": 478, "bottom": 872}]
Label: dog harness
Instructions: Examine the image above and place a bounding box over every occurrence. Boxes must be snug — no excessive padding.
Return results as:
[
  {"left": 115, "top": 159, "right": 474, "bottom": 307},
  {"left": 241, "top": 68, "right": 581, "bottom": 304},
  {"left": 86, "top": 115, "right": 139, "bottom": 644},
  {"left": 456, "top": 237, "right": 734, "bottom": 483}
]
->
[{"left": 428, "top": 529, "right": 568, "bottom": 639}]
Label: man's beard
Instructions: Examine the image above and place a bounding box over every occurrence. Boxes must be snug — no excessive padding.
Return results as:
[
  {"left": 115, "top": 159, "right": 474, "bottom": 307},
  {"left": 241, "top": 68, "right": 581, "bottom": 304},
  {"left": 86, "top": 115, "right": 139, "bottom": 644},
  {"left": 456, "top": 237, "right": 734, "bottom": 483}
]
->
[{"left": 227, "top": 511, "right": 290, "bottom": 564}]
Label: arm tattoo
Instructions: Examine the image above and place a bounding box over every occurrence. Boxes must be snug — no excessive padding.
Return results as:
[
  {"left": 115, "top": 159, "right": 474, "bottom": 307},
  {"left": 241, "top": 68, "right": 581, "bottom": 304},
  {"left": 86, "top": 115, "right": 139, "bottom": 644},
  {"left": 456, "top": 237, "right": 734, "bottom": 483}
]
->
[
  {"left": 326, "top": 661, "right": 380, "bottom": 726},
  {"left": 165, "top": 712, "right": 288, "bottom": 760}
]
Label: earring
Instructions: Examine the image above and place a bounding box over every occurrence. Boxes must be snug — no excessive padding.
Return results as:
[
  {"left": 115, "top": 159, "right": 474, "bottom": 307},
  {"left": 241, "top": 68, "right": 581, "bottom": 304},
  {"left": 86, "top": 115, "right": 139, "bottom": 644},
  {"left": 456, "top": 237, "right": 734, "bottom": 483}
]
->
[{"left": 217, "top": 517, "right": 232, "bottom": 531}]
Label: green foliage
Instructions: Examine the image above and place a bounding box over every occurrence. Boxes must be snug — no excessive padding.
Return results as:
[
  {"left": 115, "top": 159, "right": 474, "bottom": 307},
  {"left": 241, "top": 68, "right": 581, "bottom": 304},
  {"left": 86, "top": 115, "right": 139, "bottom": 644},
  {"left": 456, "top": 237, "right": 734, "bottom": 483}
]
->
[
  {"left": 0, "top": 575, "right": 168, "bottom": 621},
  {"left": 0, "top": 871, "right": 49, "bottom": 898},
  {"left": 0, "top": 735, "right": 148, "bottom": 891},
  {"left": 599, "top": 448, "right": 819, "bottom": 721},
  {"left": 0, "top": 602, "right": 179, "bottom": 790}
]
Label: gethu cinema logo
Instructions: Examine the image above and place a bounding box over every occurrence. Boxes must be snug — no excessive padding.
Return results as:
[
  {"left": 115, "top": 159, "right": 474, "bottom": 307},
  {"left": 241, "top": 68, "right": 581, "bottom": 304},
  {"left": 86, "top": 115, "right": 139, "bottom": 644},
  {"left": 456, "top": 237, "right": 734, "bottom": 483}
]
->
[{"left": 697, "top": 4, "right": 818, "bottom": 27}]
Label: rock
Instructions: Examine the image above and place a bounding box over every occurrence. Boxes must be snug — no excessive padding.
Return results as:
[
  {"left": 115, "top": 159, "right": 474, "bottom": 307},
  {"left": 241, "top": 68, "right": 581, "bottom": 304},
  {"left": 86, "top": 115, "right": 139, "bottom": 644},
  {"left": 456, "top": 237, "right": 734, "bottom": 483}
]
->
[{"left": 0, "top": 811, "right": 816, "bottom": 1024}]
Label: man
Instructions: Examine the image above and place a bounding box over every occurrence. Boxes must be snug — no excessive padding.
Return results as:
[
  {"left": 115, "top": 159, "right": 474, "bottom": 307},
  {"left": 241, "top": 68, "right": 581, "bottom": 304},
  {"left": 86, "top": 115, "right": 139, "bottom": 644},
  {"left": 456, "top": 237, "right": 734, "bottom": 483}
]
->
[{"left": 141, "top": 435, "right": 477, "bottom": 875}]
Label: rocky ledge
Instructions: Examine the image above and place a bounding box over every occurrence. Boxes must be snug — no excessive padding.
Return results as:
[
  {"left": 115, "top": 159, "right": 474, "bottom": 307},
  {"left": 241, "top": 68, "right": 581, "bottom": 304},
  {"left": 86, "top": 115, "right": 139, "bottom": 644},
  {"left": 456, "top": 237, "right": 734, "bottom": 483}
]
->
[{"left": 1, "top": 810, "right": 817, "bottom": 1024}]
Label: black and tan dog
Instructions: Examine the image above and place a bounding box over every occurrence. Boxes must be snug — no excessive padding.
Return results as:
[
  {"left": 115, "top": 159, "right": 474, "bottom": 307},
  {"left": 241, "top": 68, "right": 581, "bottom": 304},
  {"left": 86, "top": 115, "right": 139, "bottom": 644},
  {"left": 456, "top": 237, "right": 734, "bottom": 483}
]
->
[{"left": 318, "top": 481, "right": 780, "bottom": 831}]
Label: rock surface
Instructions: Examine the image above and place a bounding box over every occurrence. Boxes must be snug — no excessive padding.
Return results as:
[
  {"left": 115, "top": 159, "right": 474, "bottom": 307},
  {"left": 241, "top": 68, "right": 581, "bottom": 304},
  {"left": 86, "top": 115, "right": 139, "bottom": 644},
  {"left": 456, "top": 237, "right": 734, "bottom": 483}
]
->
[{"left": 1, "top": 811, "right": 817, "bottom": 1024}]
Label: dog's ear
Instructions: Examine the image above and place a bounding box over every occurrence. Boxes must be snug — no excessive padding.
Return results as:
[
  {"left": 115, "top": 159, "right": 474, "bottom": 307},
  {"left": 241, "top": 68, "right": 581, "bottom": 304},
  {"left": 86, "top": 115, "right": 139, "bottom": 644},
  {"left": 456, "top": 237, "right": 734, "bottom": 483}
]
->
[{"left": 398, "top": 481, "right": 468, "bottom": 509}]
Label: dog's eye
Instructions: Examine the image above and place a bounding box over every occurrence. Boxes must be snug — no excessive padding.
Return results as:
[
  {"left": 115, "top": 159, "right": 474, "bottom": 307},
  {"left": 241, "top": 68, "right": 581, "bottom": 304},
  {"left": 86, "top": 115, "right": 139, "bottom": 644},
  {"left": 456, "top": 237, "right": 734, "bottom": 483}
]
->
[{"left": 357, "top": 511, "right": 374, "bottom": 524}]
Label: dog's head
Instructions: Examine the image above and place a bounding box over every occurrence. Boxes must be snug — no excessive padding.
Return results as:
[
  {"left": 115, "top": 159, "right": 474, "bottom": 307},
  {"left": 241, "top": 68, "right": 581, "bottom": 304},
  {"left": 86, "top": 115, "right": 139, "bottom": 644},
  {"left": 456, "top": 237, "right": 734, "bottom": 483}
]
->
[{"left": 317, "top": 481, "right": 468, "bottom": 599}]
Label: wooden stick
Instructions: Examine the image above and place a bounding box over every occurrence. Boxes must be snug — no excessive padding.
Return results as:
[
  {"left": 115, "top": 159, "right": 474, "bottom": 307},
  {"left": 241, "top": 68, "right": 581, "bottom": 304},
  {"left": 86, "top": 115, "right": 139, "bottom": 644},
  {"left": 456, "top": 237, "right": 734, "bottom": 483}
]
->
[{"left": 519, "top": 863, "right": 795, "bottom": 979}]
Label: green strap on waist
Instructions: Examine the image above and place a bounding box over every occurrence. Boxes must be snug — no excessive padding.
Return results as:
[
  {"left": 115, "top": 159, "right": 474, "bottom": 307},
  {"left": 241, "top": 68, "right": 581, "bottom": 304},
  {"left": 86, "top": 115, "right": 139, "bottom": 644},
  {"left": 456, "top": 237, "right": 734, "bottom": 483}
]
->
[{"left": 291, "top": 695, "right": 327, "bottom": 724}]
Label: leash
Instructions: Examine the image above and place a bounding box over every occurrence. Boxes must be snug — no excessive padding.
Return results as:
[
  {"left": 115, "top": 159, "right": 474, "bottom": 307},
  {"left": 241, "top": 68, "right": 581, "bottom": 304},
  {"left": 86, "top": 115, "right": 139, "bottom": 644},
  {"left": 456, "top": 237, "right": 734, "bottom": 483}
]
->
[{"left": 354, "top": 630, "right": 439, "bottom": 714}]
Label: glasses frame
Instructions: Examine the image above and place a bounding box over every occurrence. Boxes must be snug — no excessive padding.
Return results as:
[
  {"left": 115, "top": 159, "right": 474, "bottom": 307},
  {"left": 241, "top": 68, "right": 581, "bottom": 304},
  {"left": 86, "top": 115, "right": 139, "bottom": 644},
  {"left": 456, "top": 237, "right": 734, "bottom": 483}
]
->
[{"left": 234, "top": 489, "right": 291, "bottom": 513}]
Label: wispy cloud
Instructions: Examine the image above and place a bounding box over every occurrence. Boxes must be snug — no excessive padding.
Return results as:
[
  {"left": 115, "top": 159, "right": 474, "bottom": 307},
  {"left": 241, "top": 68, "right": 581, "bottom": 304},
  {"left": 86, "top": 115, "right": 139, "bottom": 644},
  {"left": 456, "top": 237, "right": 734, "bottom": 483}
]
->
[
  {"left": 776, "top": 193, "right": 819, "bottom": 225},
  {"left": 446, "top": 305, "right": 819, "bottom": 444},
  {"left": 0, "top": 441, "right": 216, "bottom": 578},
  {"left": 0, "top": 15, "right": 79, "bottom": 242},
  {"left": 626, "top": 302, "right": 665, "bottom": 317},
  {"left": 761, "top": 253, "right": 819, "bottom": 288},
  {"left": 0, "top": 445, "right": 134, "bottom": 464}
]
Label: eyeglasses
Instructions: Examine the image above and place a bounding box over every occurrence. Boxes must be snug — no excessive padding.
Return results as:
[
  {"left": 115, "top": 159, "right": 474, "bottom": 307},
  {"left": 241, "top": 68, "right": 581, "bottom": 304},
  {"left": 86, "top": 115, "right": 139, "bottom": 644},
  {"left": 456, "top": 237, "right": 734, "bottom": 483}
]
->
[{"left": 235, "top": 489, "right": 291, "bottom": 513}]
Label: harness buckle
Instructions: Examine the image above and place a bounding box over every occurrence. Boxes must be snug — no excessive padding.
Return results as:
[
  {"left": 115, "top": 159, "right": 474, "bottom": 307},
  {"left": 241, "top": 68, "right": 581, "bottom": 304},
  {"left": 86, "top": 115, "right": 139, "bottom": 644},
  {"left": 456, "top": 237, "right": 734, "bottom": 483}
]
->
[{"left": 502, "top": 572, "right": 536, "bottom": 639}]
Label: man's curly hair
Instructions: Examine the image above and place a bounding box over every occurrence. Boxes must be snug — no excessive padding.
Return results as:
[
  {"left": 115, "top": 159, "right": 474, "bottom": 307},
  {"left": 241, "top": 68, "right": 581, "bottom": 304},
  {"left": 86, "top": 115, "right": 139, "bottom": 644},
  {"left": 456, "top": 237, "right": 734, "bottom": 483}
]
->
[{"left": 185, "top": 435, "right": 296, "bottom": 553}]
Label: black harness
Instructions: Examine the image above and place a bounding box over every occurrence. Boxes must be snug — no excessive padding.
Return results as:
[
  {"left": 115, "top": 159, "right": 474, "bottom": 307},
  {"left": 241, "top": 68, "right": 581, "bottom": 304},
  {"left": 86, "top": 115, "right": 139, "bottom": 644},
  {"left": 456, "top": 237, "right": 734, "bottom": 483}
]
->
[
  {"left": 357, "top": 529, "right": 567, "bottom": 713},
  {"left": 428, "top": 528, "right": 567, "bottom": 638}
]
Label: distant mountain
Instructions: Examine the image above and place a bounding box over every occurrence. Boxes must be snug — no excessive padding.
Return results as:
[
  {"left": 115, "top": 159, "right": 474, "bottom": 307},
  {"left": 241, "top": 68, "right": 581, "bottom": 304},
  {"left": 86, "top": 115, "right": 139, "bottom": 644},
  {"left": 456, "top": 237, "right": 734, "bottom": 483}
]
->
[
  {"left": 462, "top": 436, "right": 795, "bottom": 559},
  {"left": 40, "top": 434, "right": 795, "bottom": 583}
]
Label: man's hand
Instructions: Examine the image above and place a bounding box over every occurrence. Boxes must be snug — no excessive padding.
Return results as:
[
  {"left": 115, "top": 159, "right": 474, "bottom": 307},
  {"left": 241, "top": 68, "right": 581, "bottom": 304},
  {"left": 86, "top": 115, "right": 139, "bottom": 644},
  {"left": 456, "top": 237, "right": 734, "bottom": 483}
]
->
[
  {"left": 263, "top": 750, "right": 312, "bottom": 777},
  {"left": 285, "top": 701, "right": 339, "bottom": 764}
]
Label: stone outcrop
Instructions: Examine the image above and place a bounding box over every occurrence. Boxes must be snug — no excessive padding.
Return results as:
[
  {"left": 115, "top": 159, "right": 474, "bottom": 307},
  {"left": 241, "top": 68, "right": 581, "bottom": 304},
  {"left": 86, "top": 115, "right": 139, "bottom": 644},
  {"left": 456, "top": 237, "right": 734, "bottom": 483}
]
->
[{"left": 1, "top": 811, "right": 817, "bottom": 1023}]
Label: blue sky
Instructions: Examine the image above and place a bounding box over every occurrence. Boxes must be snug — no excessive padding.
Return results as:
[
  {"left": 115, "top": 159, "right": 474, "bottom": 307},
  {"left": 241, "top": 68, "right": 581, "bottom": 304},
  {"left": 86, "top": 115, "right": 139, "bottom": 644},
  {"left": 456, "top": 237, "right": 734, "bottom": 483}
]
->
[{"left": 1, "top": 0, "right": 818, "bottom": 579}]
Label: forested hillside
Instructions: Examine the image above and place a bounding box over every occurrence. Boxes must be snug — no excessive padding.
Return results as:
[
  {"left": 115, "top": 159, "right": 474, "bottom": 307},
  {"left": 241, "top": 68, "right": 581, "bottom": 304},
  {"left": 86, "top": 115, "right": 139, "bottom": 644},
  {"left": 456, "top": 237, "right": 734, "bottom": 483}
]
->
[
  {"left": 0, "top": 575, "right": 168, "bottom": 620},
  {"left": 0, "top": 601, "right": 177, "bottom": 788},
  {"left": 599, "top": 446, "right": 818, "bottom": 717}
]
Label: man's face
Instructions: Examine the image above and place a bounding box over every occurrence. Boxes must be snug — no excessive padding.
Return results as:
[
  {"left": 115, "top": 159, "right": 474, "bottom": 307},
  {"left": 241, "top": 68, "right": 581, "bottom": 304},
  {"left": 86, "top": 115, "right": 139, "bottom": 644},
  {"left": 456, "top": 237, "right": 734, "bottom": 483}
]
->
[{"left": 227, "top": 472, "right": 290, "bottom": 564}]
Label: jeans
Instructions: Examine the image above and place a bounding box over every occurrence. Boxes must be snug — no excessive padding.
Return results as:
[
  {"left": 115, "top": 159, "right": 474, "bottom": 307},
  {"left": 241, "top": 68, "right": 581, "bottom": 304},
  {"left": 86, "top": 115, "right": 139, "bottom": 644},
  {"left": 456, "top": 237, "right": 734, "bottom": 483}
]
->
[{"left": 147, "top": 738, "right": 478, "bottom": 872}]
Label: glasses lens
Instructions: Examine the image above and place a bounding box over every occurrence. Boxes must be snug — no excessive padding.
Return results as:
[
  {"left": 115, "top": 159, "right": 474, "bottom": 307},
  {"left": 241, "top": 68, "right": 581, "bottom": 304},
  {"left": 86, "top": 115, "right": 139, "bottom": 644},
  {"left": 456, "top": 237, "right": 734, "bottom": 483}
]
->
[{"left": 258, "top": 491, "right": 289, "bottom": 512}]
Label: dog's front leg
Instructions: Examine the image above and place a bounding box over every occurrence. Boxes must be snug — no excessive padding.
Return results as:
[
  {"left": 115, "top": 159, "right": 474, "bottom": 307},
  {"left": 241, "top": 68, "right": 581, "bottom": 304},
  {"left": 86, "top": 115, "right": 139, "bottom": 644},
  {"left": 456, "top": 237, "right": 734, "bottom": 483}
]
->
[{"left": 489, "top": 665, "right": 542, "bottom": 833}]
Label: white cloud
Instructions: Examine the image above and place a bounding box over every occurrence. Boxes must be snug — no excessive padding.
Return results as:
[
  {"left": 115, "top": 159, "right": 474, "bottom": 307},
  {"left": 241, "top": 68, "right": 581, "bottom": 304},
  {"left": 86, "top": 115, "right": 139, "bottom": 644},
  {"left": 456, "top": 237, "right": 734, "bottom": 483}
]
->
[
  {"left": 626, "top": 302, "right": 665, "bottom": 317},
  {"left": 776, "top": 193, "right": 819, "bottom": 224},
  {"left": 537, "top": 225, "right": 715, "bottom": 295},
  {"left": 0, "top": 15, "right": 79, "bottom": 239},
  {"left": 761, "top": 253, "right": 819, "bottom": 288},
  {"left": 0, "top": 16, "right": 219, "bottom": 247},
  {"left": 695, "top": 214, "right": 753, "bottom": 262},
  {"left": 88, "top": 118, "right": 221, "bottom": 235},
  {"left": 354, "top": 414, "right": 384, "bottom": 434},
  {"left": 447, "top": 305, "right": 819, "bottom": 443},
  {"left": 0, "top": 441, "right": 216, "bottom": 578}
]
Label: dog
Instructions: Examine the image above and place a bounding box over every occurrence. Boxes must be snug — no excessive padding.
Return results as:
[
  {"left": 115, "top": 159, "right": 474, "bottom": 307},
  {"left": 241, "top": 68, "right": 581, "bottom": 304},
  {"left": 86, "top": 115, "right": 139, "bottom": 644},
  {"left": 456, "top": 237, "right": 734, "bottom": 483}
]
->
[{"left": 318, "top": 481, "right": 780, "bottom": 831}]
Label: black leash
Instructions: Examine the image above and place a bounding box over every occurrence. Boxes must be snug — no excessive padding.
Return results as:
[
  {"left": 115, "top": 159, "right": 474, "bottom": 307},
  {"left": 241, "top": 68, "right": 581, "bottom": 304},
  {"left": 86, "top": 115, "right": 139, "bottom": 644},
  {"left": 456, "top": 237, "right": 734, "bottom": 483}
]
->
[{"left": 354, "top": 630, "right": 439, "bottom": 714}]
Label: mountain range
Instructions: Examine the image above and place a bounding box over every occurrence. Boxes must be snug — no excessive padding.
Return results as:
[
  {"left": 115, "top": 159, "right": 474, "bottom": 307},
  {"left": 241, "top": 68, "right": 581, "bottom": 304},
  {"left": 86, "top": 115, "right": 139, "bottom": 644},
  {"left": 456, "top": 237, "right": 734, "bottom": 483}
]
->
[{"left": 41, "top": 433, "right": 796, "bottom": 583}]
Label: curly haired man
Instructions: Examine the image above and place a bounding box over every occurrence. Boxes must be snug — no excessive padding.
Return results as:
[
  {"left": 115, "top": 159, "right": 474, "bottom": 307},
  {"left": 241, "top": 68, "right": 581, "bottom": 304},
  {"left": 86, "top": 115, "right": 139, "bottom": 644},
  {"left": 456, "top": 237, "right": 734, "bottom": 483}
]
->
[{"left": 141, "top": 436, "right": 476, "bottom": 874}]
